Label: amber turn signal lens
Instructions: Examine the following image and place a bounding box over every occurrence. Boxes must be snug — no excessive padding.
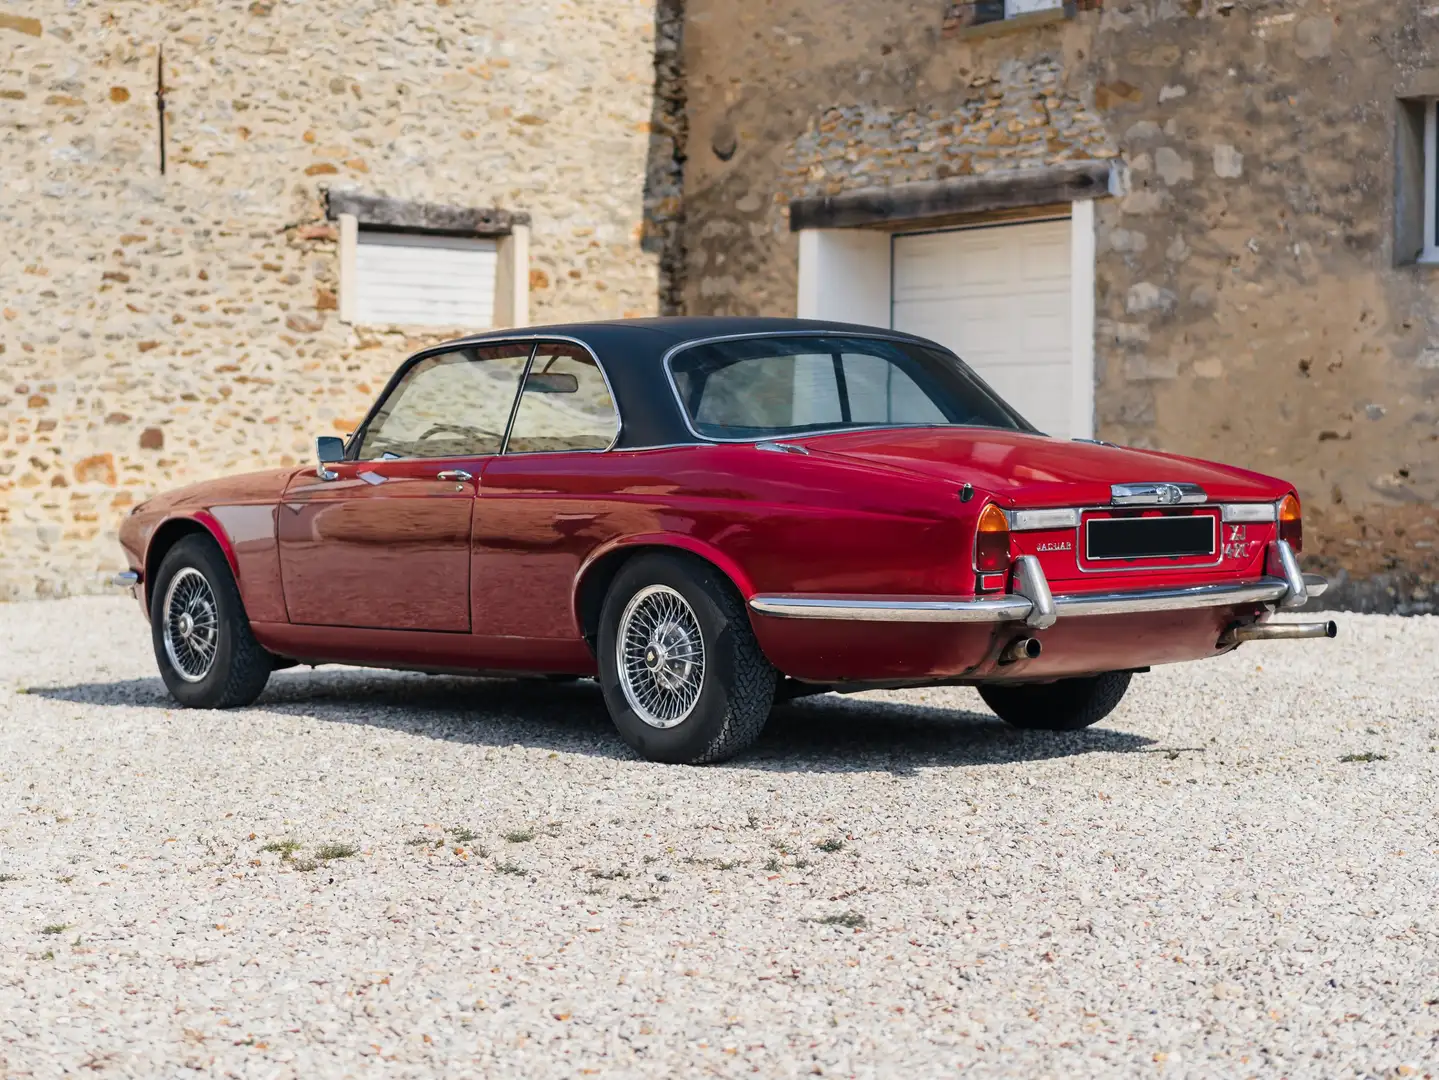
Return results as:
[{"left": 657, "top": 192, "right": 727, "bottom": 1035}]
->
[
  {"left": 1278, "top": 493, "right": 1302, "bottom": 553},
  {"left": 974, "top": 503, "right": 1012, "bottom": 573}
]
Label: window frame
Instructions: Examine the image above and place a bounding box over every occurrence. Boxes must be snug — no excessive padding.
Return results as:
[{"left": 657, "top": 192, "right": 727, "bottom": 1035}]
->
[
  {"left": 502, "top": 341, "right": 624, "bottom": 456},
  {"left": 662, "top": 330, "right": 1037, "bottom": 445},
  {"left": 1425, "top": 99, "right": 1439, "bottom": 264},
  {"left": 343, "top": 335, "right": 622, "bottom": 462}
]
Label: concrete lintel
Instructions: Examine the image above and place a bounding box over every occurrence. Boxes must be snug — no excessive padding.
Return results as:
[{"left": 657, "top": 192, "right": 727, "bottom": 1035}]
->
[
  {"left": 325, "top": 190, "right": 531, "bottom": 238},
  {"left": 789, "top": 161, "right": 1114, "bottom": 232}
]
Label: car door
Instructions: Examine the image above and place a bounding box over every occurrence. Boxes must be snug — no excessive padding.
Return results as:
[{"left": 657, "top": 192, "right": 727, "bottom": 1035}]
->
[
  {"left": 471, "top": 341, "right": 621, "bottom": 639},
  {"left": 279, "top": 343, "right": 533, "bottom": 631}
]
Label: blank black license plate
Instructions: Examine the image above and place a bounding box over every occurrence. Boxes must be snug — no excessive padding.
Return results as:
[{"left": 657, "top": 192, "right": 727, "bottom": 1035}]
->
[{"left": 1086, "top": 515, "right": 1215, "bottom": 560}]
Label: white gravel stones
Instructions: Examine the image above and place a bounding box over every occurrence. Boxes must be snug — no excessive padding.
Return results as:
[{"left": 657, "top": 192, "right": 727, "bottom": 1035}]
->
[{"left": 1, "top": 597, "right": 1437, "bottom": 1077}]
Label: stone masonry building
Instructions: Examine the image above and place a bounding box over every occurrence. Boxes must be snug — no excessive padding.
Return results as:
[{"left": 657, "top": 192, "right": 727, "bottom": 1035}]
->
[
  {"left": 1, "top": 0, "right": 665, "bottom": 599},
  {"left": 672, "top": 0, "right": 1439, "bottom": 612},
  {"left": 5, "top": 0, "right": 1439, "bottom": 613}
]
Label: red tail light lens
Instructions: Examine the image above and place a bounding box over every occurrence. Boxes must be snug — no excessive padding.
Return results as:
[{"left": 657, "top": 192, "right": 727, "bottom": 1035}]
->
[
  {"left": 1278, "top": 494, "right": 1302, "bottom": 553},
  {"left": 974, "top": 503, "right": 1012, "bottom": 573}
]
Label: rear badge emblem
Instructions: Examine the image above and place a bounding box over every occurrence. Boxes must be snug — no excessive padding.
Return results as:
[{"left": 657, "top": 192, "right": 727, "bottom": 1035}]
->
[
  {"left": 1036, "top": 541, "right": 1073, "bottom": 553},
  {"left": 1157, "top": 484, "right": 1184, "bottom": 506}
]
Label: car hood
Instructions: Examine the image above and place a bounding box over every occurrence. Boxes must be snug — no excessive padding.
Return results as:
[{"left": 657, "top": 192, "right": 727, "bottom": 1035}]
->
[{"left": 791, "top": 428, "right": 1290, "bottom": 507}]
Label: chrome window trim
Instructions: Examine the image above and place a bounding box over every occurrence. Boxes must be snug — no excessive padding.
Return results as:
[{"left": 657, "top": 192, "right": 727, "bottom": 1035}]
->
[
  {"left": 345, "top": 341, "right": 535, "bottom": 464},
  {"left": 502, "top": 336, "right": 623, "bottom": 456},
  {"left": 660, "top": 330, "right": 1038, "bottom": 445},
  {"left": 1222, "top": 503, "right": 1279, "bottom": 524},
  {"left": 346, "top": 333, "right": 623, "bottom": 462}
]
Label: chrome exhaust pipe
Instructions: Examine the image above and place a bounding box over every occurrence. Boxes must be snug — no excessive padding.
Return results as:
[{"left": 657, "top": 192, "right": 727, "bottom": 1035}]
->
[
  {"left": 999, "top": 637, "right": 1043, "bottom": 665},
  {"left": 1219, "top": 621, "right": 1338, "bottom": 647}
]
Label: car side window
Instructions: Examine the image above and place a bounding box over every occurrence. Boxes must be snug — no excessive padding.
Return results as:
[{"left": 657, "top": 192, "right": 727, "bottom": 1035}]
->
[
  {"left": 355, "top": 344, "right": 532, "bottom": 461},
  {"left": 504, "top": 343, "right": 618, "bottom": 453}
]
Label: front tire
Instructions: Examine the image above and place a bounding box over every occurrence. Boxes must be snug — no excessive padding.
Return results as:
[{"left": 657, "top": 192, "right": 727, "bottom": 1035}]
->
[
  {"left": 150, "top": 535, "right": 273, "bottom": 709},
  {"left": 978, "top": 671, "right": 1132, "bottom": 732},
  {"left": 597, "top": 553, "right": 778, "bottom": 764}
]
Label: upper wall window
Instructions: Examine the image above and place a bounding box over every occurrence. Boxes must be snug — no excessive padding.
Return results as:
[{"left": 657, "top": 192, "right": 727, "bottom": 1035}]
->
[
  {"left": 950, "top": 0, "right": 1063, "bottom": 28},
  {"left": 1423, "top": 100, "right": 1439, "bottom": 263},
  {"left": 327, "top": 192, "right": 531, "bottom": 330},
  {"left": 355, "top": 231, "right": 498, "bottom": 328},
  {"left": 1396, "top": 99, "right": 1438, "bottom": 265}
]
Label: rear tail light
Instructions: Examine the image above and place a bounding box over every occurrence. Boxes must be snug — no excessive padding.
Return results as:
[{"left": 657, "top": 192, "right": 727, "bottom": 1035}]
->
[
  {"left": 1278, "top": 494, "right": 1302, "bottom": 553},
  {"left": 974, "top": 503, "right": 1012, "bottom": 573}
]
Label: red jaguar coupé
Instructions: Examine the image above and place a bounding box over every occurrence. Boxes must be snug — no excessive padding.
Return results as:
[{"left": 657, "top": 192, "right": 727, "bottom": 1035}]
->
[{"left": 115, "top": 317, "right": 1335, "bottom": 763}]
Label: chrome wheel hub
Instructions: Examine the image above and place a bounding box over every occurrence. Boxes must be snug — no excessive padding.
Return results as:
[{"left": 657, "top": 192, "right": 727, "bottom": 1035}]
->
[
  {"left": 162, "top": 567, "right": 219, "bottom": 683},
  {"left": 617, "top": 585, "right": 705, "bottom": 729}
]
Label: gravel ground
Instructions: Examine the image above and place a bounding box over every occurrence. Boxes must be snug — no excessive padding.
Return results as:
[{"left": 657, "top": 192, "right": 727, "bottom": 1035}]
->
[{"left": 1, "top": 598, "right": 1437, "bottom": 1078}]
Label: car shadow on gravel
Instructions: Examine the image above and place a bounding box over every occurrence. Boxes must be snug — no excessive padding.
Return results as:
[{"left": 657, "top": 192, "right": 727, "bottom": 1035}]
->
[{"left": 30, "top": 668, "right": 1157, "bottom": 772}]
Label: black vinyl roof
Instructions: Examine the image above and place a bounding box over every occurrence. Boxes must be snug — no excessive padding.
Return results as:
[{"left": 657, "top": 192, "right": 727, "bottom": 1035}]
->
[{"left": 442, "top": 316, "right": 933, "bottom": 449}]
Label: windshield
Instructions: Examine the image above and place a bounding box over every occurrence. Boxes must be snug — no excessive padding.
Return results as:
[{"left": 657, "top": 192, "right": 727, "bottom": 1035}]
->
[{"left": 668, "top": 334, "right": 1033, "bottom": 441}]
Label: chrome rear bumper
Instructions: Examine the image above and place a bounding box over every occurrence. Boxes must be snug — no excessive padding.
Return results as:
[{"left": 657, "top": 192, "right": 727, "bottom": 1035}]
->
[{"left": 749, "top": 541, "right": 1328, "bottom": 626}]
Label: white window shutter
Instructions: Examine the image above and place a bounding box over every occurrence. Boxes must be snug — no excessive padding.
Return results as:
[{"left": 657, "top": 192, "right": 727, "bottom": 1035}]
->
[{"left": 354, "top": 231, "right": 498, "bottom": 328}]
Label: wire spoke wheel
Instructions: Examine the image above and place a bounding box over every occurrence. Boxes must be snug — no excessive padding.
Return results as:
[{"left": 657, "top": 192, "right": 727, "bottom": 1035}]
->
[
  {"left": 162, "top": 566, "right": 220, "bottom": 683},
  {"left": 617, "top": 584, "right": 706, "bottom": 729}
]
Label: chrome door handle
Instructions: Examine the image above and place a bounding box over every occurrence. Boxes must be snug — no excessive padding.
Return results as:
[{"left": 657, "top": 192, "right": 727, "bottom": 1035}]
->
[{"left": 435, "top": 469, "right": 474, "bottom": 482}]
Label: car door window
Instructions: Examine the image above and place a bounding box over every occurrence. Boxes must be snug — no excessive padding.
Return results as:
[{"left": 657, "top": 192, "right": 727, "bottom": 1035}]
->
[
  {"left": 504, "top": 343, "right": 619, "bottom": 453},
  {"left": 355, "top": 344, "right": 532, "bottom": 460}
]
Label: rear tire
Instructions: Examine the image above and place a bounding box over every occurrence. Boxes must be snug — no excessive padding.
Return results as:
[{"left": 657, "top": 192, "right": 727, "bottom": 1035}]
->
[
  {"left": 150, "top": 535, "right": 273, "bottom": 709},
  {"left": 597, "top": 553, "right": 778, "bottom": 764},
  {"left": 978, "top": 671, "right": 1132, "bottom": 732}
]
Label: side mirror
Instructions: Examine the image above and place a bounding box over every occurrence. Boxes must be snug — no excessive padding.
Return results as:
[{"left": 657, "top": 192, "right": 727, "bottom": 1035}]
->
[{"left": 316, "top": 436, "right": 344, "bottom": 480}]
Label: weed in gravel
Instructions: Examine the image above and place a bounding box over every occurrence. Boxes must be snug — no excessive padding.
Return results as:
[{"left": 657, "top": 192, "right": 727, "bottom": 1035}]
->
[
  {"left": 1341, "top": 752, "right": 1388, "bottom": 763},
  {"left": 0, "top": 874, "right": 19, "bottom": 883},
  {"left": 619, "top": 893, "right": 657, "bottom": 904},
  {"left": 260, "top": 839, "right": 302, "bottom": 859},
  {"left": 314, "top": 842, "right": 359, "bottom": 861},
  {"left": 763, "top": 856, "right": 782, "bottom": 873},
  {"left": 40, "top": 950, "right": 53, "bottom": 961},
  {"left": 769, "top": 840, "right": 792, "bottom": 855},
  {"left": 291, "top": 858, "right": 319, "bottom": 872},
  {"left": 57, "top": 875, "right": 73, "bottom": 884},
  {"left": 496, "top": 861, "right": 527, "bottom": 876},
  {"left": 451, "top": 827, "right": 481, "bottom": 844},
  {"left": 590, "top": 867, "right": 629, "bottom": 880},
  {"left": 792, "top": 858, "right": 811, "bottom": 870},
  {"left": 406, "top": 836, "right": 436, "bottom": 847},
  {"left": 745, "top": 810, "right": 760, "bottom": 829},
  {"left": 716, "top": 859, "right": 741, "bottom": 871},
  {"left": 41, "top": 924, "right": 70, "bottom": 936},
  {"left": 812, "top": 911, "right": 866, "bottom": 929},
  {"left": 642, "top": 854, "right": 659, "bottom": 865},
  {"left": 504, "top": 828, "right": 536, "bottom": 844},
  {"left": 816, "top": 838, "right": 845, "bottom": 854}
]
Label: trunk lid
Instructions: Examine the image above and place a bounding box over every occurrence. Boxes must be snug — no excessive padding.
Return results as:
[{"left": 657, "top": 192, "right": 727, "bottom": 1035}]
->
[{"left": 791, "top": 428, "right": 1288, "bottom": 507}]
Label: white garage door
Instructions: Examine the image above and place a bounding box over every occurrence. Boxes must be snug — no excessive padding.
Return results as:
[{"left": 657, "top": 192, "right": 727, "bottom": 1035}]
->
[
  {"left": 355, "top": 231, "right": 497, "bottom": 328},
  {"left": 891, "top": 219, "right": 1075, "bottom": 438}
]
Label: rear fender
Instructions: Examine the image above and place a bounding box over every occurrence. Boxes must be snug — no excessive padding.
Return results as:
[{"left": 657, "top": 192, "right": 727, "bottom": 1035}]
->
[{"left": 572, "top": 533, "right": 758, "bottom": 645}]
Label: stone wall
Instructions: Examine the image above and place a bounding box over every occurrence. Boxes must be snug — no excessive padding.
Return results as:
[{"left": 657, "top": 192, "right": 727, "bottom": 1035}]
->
[
  {"left": 678, "top": 0, "right": 1439, "bottom": 612},
  {"left": 0, "top": 0, "right": 661, "bottom": 600}
]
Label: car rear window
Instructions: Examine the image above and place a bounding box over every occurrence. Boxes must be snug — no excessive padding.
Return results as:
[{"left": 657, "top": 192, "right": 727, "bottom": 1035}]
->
[{"left": 667, "top": 335, "right": 1031, "bottom": 440}]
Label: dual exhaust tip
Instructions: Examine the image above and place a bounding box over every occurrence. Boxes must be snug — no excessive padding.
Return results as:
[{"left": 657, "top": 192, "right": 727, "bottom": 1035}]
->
[{"left": 1000, "top": 620, "right": 1337, "bottom": 665}]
